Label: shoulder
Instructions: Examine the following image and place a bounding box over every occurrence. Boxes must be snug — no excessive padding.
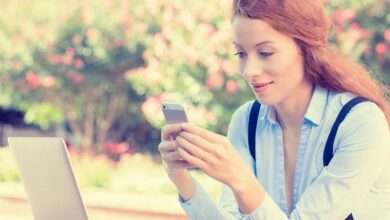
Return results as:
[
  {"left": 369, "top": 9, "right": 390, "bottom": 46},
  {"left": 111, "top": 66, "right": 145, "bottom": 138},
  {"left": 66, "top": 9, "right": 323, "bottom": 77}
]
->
[
  {"left": 227, "top": 101, "right": 254, "bottom": 140},
  {"left": 327, "top": 90, "right": 386, "bottom": 124},
  {"left": 229, "top": 100, "right": 261, "bottom": 126},
  {"left": 328, "top": 91, "right": 389, "bottom": 149}
]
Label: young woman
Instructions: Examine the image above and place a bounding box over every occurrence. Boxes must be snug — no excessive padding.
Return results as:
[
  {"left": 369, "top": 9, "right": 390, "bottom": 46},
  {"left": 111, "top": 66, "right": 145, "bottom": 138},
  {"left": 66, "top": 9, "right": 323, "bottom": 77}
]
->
[{"left": 158, "top": 0, "right": 390, "bottom": 219}]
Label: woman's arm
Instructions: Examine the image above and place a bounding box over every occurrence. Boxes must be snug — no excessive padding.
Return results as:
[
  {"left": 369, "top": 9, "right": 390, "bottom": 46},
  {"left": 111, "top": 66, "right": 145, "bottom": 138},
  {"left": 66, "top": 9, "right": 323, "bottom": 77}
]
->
[
  {"left": 159, "top": 123, "right": 244, "bottom": 219},
  {"left": 229, "top": 169, "right": 265, "bottom": 214},
  {"left": 175, "top": 122, "right": 267, "bottom": 213},
  {"left": 167, "top": 171, "right": 196, "bottom": 201}
]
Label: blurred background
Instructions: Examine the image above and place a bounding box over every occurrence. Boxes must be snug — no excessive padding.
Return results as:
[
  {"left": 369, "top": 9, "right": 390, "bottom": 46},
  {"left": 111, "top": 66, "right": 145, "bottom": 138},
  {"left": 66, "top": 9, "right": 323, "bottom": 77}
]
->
[{"left": 0, "top": 0, "right": 389, "bottom": 219}]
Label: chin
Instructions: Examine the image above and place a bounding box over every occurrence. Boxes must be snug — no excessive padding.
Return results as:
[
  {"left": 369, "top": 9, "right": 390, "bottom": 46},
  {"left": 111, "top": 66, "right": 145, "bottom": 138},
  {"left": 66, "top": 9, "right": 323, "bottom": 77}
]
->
[{"left": 254, "top": 94, "right": 279, "bottom": 106}]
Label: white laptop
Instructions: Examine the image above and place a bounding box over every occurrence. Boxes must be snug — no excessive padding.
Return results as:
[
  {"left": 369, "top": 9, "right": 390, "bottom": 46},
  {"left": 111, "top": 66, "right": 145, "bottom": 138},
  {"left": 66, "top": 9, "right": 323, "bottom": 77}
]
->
[{"left": 8, "top": 137, "right": 89, "bottom": 220}]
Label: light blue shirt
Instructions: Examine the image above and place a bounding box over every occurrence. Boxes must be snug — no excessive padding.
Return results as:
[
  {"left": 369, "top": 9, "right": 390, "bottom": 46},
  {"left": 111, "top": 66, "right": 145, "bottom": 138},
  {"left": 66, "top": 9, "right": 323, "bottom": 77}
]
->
[{"left": 179, "top": 86, "right": 390, "bottom": 219}]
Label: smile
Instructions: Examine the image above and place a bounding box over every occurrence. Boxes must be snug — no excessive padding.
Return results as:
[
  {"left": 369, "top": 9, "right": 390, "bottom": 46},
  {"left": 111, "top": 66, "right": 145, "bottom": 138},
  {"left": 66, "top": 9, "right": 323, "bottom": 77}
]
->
[{"left": 251, "top": 81, "right": 273, "bottom": 93}]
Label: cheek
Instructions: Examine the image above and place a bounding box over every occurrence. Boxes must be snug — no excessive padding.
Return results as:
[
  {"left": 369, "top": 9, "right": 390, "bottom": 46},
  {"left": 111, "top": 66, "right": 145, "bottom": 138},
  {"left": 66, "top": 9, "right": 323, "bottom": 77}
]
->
[{"left": 274, "top": 53, "right": 304, "bottom": 80}]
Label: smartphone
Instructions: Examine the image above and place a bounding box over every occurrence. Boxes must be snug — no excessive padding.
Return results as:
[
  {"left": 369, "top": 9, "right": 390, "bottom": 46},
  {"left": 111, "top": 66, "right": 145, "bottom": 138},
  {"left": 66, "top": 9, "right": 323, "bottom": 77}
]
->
[{"left": 161, "top": 103, "right": 188, "bottom": 139}]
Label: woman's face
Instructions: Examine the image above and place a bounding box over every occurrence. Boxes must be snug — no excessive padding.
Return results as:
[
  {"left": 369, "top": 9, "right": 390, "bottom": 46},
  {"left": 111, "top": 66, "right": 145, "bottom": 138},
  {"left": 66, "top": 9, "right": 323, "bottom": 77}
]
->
[{"left": 232, "top": 16, "right": 312, "bottom": 106}]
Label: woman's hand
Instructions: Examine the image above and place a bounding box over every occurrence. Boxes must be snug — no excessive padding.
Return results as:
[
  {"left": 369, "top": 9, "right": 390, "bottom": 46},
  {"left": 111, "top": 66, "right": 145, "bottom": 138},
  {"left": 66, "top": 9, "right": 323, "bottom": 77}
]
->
[
  {"left": 175, "top": 123, "right": 253, "bottom": 191},
  {"left": 158, "top": 123, "right": 195, "bottom": 177}
]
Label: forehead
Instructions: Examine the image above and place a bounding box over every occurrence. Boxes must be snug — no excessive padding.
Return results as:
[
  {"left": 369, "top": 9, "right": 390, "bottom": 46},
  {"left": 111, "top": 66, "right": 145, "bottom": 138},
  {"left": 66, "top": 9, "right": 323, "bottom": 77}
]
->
[{"left": 232, "top": 16, "right": 291, "bottom": 48}]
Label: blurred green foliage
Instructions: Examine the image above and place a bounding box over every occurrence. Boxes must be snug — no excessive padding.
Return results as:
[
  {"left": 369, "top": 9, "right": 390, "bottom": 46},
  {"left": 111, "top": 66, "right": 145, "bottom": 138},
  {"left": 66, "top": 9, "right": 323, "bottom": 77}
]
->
[
  {"left": 0, "top": 148, "right": 20, "bottom": 182},
  {"left": 0, "top": 0, "right": 388, "bottom": 155}
]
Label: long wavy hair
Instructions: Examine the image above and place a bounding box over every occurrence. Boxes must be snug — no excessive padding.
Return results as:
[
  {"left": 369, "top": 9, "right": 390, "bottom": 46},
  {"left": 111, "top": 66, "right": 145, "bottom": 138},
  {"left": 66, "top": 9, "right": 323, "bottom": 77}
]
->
[{"left": 233, "top": 0, "right": 390, "bottom": 127}]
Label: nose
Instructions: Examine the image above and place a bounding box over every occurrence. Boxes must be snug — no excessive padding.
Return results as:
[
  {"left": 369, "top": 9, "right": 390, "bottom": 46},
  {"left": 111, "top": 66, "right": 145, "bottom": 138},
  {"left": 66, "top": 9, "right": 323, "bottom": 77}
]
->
[{"left": 242, "top": 56, "right": 262, "bottom": 80}]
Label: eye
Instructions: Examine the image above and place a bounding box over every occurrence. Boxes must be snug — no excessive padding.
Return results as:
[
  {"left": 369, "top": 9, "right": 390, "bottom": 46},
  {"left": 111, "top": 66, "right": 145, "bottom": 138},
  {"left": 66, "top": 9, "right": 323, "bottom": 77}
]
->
[
  {"left": 258, "top": 51, "right": 274, "bottom": 58},
  {"left": 234, "top": 52, "right": 246, "bottom": 59}
]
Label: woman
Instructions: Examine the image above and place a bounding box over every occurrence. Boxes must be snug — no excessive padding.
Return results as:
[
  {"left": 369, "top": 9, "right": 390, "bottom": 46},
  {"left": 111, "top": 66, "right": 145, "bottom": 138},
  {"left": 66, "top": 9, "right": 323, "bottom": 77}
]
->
[{"left": 158, "top": 0, "right": 390, "bottom": 219}]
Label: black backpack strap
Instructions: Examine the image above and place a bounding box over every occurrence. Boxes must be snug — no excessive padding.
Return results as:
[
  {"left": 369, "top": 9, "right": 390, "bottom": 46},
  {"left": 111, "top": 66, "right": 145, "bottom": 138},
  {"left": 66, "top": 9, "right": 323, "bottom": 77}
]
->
[
  {"left": 323, "top": 96, "right": 368, "bottom": 220},
  {"left": 345, "top": 214, "right": 354, "bottom": 220},
  {"left": 323, "top": 96, "right": 368, "bottom": 166},
  {"left": 248, "top": 100, "right": 261, "bottom": 176}
]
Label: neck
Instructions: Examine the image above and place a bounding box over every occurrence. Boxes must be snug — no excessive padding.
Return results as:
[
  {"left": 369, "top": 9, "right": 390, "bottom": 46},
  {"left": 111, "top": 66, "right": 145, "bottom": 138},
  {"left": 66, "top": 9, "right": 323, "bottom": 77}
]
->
[{"left": 274, "top": 81, "right": 314, "bottom": 130}]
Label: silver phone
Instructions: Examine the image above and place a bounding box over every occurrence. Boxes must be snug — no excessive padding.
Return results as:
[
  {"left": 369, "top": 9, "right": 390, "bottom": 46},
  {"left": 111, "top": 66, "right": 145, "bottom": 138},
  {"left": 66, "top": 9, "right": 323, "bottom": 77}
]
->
[{"left": 161, "top": 103, "right": 188, "bottom": 139}]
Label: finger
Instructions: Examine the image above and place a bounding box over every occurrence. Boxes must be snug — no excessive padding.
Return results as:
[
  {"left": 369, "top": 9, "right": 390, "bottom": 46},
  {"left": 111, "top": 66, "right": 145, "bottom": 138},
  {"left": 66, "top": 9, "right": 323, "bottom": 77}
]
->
[
  {"left": 178, "top": 131, "right": 220, "bottom": 156},
  {"left": 176, "top": 136, "right": 211, "bottom": 161},
  {"left": 177, "top": 147, "right": 208, "bottom": 170},
  {"left": 174, "top": 160, "right": 196, "bottom": 169},
  {"left": 181, "top": 123, "right": 225, "bottom": 143},
  {"left": 168, "top": 160, "right": 195, "bottom": 170},
  {"left": 162, "top": 150, "right": 182, "bottom": 161},
  {"left": 158, "top": 141, "right": 178, "bottom": 153},
  {"left": 161, "top": 124, "right": 184, "bottom": 141}
]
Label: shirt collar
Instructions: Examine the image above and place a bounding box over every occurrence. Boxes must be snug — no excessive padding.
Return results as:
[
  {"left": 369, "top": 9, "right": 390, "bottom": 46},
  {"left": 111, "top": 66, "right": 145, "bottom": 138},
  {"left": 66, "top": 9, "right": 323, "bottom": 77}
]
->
[
  {"left": 258, "top": 105, "right": 277, "bottom": 125},
  {"left": 258, "top": 102, "right": 272, "bottom": 123},
  {"left": 303, "top": 85, "right": 328, "bottom": 126},
  {"left": 259, "top": 85, "right": 328, "bottom": 126}
]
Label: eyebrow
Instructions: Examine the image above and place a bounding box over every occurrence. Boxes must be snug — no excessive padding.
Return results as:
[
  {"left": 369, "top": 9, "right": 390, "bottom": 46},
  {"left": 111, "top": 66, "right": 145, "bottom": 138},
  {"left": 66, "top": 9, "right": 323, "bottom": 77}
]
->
[{"left": 233, "top": 40, "right": 273, "bottom": 48}]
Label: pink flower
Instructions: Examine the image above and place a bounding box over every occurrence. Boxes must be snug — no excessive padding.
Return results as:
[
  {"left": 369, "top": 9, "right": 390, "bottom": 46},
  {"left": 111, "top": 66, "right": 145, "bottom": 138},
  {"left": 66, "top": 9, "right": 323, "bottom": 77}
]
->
[
  {"left": 226, "top": 80, "right": 238, "bottom": 95},
  {"left": 73, "top": 58, "right": 85, "bottom": 69},
  {"left": 66, "top": 71, "right": 85, "bottom": 84},
  {"left": 72, "top": 74, "right": 85, "bottom": 84},
  {"left": 206, "top": 71, "right": 224, "bottom": 89},
  {"left": 333, "top": 24, "right": 344, "bottom": 33},
  {"left": 63, "top": 49, "right": 76, "bottom": 66},
  {"left": 376, "top": 42, "right": 388, "bottom": 56},
  {"left": 66, "top": 47, "right": 75, "bottom": 56},
  {"left": 62, "top": 54, "right": 74, "bottom": 66},
  {"left": 332, "top": 9, "right": 357, "bottom": 23},
  {"left": 104, "top": 140, "right": 128, "bottom": 154},
  {"left": 49, "top": 54, "right": 62, "bottom": 64},
  {"left": 384, "top": 29, "right": 390, "bottom": 42},
  {"left": 25, "top": 71, "right": 40, "bottom": 89}
]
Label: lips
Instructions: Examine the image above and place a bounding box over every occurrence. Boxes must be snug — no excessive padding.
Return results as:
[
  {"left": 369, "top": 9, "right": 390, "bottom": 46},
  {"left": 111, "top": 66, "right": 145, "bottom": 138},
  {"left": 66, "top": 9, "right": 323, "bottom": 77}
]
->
[
  {"left": 251, "top": 81, "right": 273, "bottom": 93},
  {"left": 251, "top": 81, "right": 273, "bottom": 88}
]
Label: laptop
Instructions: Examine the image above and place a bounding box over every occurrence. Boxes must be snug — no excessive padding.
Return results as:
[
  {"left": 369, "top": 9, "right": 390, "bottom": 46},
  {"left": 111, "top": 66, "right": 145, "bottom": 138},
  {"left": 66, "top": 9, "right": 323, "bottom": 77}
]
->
[{"left": 8, "top": 137, "right": 89, "bottom": 220}]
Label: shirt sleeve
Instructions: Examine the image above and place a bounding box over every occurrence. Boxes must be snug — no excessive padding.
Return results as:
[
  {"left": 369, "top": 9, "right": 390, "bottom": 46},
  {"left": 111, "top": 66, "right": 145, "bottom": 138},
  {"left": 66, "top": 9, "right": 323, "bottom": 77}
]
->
[{"left": 179, "top": 180, "right": 241, "bottom": 219}]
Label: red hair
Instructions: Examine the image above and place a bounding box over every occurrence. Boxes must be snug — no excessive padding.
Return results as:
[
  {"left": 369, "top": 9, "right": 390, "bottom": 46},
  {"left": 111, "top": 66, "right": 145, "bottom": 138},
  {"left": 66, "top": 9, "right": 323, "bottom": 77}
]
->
[{"left": 233, "top": 0, "right": 390, "bottom": 127}]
